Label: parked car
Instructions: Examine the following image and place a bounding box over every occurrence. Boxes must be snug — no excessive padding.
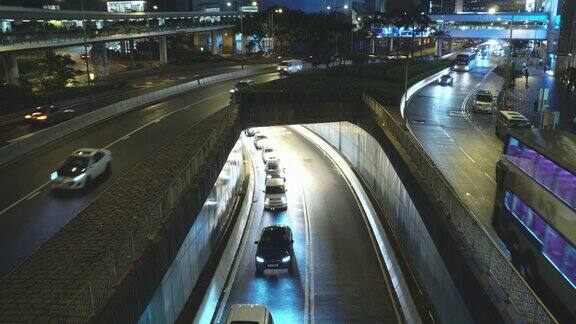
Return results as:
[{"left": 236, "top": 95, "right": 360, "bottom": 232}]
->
[
  {"left": 254, "top": 134, "right": 268, "bottom": 150},
  {"left": 437, "top": 74, "right": 454, "bottom": 86},
  {"left": 473, "top": 90, "right": 494, "bottom": 113},
  {"left": 224, "top": 304, "right": 274, "bottom": 324},
  {"left": 25, "top": 105, "right": 75, "bottom": 125},
  {"left": 495, "top": 110, "right": 532, "bottom": 140},
  {"left": 255, "top": 225, "right": 294, "bottom": 274},
  {"left": 265, "top": 159, "right": 285, "bottom": 181},
  {"left": 51, "top": 148, "right": 112, "bottom": 190}
]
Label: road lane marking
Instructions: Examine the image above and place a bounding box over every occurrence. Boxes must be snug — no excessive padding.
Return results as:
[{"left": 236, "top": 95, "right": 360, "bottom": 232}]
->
[
  {"left": 458, "top": 147, "right": 476, "bottom": 164},
  {"left": 484, "top": 172, "right": 496, "bottom": 184},
  {"left": 0, "top": 182, "right": 50, "bottom": 216},
  {"left": 26, "top": 191, "right": 40, "bottom": 200},
  {"left": 8, "top": 132, "right": 37, "bottom": 144},
  {"left": 0, "top": 91, "right": 228, "bottom": 217}
]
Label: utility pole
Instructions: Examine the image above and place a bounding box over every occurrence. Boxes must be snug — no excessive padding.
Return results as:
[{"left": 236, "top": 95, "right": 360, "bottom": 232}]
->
[{"left": 80, "top": 0, "right": 93, "bottom": 108}]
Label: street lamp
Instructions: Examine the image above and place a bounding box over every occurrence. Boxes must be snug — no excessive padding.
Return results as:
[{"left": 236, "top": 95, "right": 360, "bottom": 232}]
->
[
  {"left": 152, "top": 5, "right": 158, "bottom": 10},
  {"left": 252, "top": 1, "right": 257, "bottom": 6},
  {"left": 226, "top": 2, "right": 232, "bottom": 7}
]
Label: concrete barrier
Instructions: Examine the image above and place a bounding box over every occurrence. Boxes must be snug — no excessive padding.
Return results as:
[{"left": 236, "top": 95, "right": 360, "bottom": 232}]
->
[{"left": 0, "top": 68, "right": 267, "bottom": 167}]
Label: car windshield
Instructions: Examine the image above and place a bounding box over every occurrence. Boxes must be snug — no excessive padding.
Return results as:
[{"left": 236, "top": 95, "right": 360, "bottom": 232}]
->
[
  {"left": 260, "top": 229, "right": 288, "bottom": 246},
  {"left": 266, "top": 162, "right": 280, "bottom": 171},
  {"left": 476, "top": 94, "right": 492, "bottom": 103},
  {"left": 456, "top": 55, "right": 470, "bottom": 63},
  {"left": 58, "top": 156, "right": 90, "bottom": 176},
  {"left": 441, "top": 75, "right": 451, "bottom": 80},
  {"left": 509, "top": 120, "right": 531, "bottom": 128},
  {"left": 266, "top": 185, "right": 285, "bottom": 194}
]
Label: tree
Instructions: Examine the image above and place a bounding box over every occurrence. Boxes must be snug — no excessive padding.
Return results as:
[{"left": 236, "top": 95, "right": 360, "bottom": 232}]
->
[
  {"left": 430, "top": 29, "right": 451, "bottom": 59},
  {"left": 32, "top": 52, "right": 77, "bottom": 96}
]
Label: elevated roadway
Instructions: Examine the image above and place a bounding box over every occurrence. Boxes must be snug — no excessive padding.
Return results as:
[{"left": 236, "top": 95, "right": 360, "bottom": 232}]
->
[{"left": 0, "top": 68, "right": 276, "bottom": 277}]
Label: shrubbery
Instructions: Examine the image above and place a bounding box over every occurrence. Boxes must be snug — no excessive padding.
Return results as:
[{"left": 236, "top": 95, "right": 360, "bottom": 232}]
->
[{"left": 246, "top": 59, "right": 451, "bottom": 106}]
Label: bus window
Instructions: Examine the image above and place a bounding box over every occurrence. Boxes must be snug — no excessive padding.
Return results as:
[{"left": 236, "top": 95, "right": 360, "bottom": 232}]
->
[
  {"left": 518, "top": 148, "right": 539, "bottom": 176},
  {"left": 561, "top": 245, "right": 576, "bottom": 284},
  {"left": 534, "top": 157, "right": 559, "bottom": 188},
  {"left": 552, "top": 170, "right": 576, "bottom": 209},
  {"left": 544, "top": 226, "right": 566, "bottom": 265},
  {"left": 530, "top": 211, "right": 546, "bottom": 242},
  {"left": 504, "top": 137, "right": 522, "bottom": 162}
]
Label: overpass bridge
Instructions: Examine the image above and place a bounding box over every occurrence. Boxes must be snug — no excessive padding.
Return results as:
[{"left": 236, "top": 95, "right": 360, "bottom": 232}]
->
[{"left": 0, "top": 5, "right": 244, "bottom": 85}]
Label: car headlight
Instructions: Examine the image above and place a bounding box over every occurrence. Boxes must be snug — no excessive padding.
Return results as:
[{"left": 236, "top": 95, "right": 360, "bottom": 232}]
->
[
  {"left": 266, "top": 174, "right": 272, "bottom": 179},
  {"left": 265, "top": 198, "right": 270, "bottom": 204},
  {"left": 282, "top": 256, "right": 291, "bottom": 263},
  {"left": 256, "top": 256, "right": 265, "bottom": 263},
  {"left": 50, "top": 171, "right": 58, "bottom": 180},
  {"left": 73, "top": 173, "right": 86, "bottom": 182},
  {"left": 453, "top": 65, "right": 457, "bottom": 69}
]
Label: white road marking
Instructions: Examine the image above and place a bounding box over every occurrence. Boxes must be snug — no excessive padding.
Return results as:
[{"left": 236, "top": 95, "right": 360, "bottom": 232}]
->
[
  {"left": 0, "top": 92, "right": 227, "bottom": 217},
  {"left": 458, "top": 147, "right": 476, "bottom": 164},
  {"left": 26, "top": 191, "right": 40, "bottom": 200},
  {"left": 484, "top": 172, "right": 496, "bottom": 183}
]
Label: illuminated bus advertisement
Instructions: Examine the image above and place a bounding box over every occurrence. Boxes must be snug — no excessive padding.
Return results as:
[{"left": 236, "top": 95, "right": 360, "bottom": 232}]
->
[
  {"left": 453, "top": 52, "right": 476, "bottom": 71},
  {"left": 493, "top": 129, "right": 576, "bottom": 322}
]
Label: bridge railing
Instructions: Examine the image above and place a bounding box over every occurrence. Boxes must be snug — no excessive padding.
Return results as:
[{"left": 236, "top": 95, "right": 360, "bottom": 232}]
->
[
  {"left": 363, "top": 93, "right": 557, "bottom": 324},
  {"left": 0, "top": 24, "right": 232, "bottom": 48}
]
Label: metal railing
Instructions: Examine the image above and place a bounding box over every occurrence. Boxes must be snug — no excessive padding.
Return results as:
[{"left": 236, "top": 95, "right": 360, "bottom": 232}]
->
[
  {"left": 58, "top": 106, "right": 232, "bottom": 322},
  {"left": 0, "top": 24, "right": 233, "bottom": 49},
  {"left": 363, "top": 93, "right": 556, "bottom": 323}
]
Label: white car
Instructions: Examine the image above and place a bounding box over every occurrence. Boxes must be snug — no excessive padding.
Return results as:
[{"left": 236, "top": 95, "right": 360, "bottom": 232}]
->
[
  {"left": 244, "top": 128, "right": 260, "bottom": 137},
  {"left": 265, "top": 159, "right": 285, "bottom": 181},
  {"left": 254, "top": 134, "right": 268, "bottom": 150},
  {"left": 264, "top": 178, "right": 288, "bottom": 210},
  {"left": 51, "top": 148, "right": 112, "bottom": 190},
  {"left": 473, "top": 90, "right": 495, "bottom": 113},
  {"left": 224, "top": 304, "right": 274, "bottom": 324},
  {"left": 262, "top": 147, "right": 279, "bottom": 163}
]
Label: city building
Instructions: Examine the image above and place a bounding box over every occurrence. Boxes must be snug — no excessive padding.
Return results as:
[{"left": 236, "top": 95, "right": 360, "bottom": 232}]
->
[{"left": 556, "top": 0, "right": 575, "bottom": 73}]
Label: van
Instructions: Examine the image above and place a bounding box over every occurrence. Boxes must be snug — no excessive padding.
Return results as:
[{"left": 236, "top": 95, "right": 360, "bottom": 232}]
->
[
  {"left": 277, "top": 59, "right": 303, "bottom": 75},
  {"left": 264, "top": 178, "right": 287, "bottom": 210},
  {"left": 495, "top": 110, "right": 532, "bottom": 140},
  {"left": 473, "top": 90, "right": 494, "bottom": 113},
  {"left": 224, "top": 304, "right": 274, "bottom": 324}
]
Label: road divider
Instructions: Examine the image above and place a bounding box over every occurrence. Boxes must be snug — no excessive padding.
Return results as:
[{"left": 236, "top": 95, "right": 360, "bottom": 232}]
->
[{"left": 0, "top": 68, "right": 269, "bottom": 167}]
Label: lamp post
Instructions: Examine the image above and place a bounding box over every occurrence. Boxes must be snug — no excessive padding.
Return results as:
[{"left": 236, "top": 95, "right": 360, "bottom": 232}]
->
[
  {"left": 326, "top": 4, "right": 351, "bottom": 57},
  {"left": 268, "top": 8, "right": 282, "bottom": 53},
  {"left": 80, "top": 0, "right": 92, "bottom": 107}
]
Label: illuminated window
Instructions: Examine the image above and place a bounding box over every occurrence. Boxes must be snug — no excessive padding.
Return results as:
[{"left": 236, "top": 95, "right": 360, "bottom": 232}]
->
[{"left": 504, "top": 137, "right": 576, "bottom": 210}]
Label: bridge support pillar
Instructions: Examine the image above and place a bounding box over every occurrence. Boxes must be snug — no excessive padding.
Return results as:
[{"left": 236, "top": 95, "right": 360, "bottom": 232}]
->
[
  {"left": 211, "top": 32, "right": 218, "bottom": 55},
  {"left": 159, "top": 36, "right": 168, "bottom": 64},
  {"left": 90, "top": 43, "right": 108, "bottom": 79},
  {"left": 389, "top": 37, "right": 394, "bottom": 52},
  {"left": 222, "top": 32, "right": 234, "bottom": 54},
  {"left": 436, "top": 39, "right": 443, "bottom": 57},
  {"left": 447, "top": 40, "right": 453, "bottom": 54},
  {"left": 2, "top": 53, "right": 20, "bottom": 86}
]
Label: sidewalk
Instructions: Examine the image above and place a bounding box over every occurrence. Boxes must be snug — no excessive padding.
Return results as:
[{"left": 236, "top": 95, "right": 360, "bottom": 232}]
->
[{"left": 503, "top": 62, "right": 576, "bottom": 131}]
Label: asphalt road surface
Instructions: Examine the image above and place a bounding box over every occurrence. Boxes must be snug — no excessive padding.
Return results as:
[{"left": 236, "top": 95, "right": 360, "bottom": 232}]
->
[
  {"left": 0, "top": 64, "right": 271, "bottom": 146},
  {"left": 0, "top": 72, "right": 277, "bottom": 277},
  {"left": 215, "top": 126, "right": 401, "bottom": 323},
  {"left": 405, "top": 55, "right": 504, "bottom": 234}
]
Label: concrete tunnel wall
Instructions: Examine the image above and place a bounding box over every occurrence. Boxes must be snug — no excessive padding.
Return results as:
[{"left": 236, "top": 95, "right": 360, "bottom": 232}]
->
[
  {"left": 138, "top": 141, "right": 245, "bottom": 324},
  {"left": 305, "top": 122, "right": 473, "bottom": 324}
]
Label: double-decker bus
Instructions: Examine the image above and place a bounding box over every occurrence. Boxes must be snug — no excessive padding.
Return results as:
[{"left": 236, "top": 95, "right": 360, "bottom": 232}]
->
[
  {"left": 453, "top": 52, "right": 477, "bottom": 71},
  {"left": 493, "top": 129, "right": 576, "bottom": 321}
]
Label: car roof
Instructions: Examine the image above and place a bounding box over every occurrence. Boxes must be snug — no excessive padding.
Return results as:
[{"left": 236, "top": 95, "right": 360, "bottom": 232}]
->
[
  {"left": 226, "top": 304, "right": 268, "bottom": 323},
  {"left": 476, "top": 90, "right": 492, "bottom": 95},
  {"left": 499, "top": 110, "right": 529, "bottom": 121},
  {"left": 263, "top": 225, "right": 289, "bottom": 232},
  {"left": 72, "top": 148, "right": 100, "bottom": 157},
  {"left": 265, "top": 177, "right": 285, "bottom": 186}
]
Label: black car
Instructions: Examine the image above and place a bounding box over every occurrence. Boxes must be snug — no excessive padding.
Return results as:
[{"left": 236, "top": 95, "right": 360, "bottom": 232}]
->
[
  {"left": 438, "top": 74, "right": 454, "bottom": 86},
  {"left": 255, "top": 225, "right": 294, "bottom": 274},
  {"left": 24, "top": 105, "right": 75, "bottom": 125},
  {"left": 235, "top": 80, "right": 255, "bottom": 90}
]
